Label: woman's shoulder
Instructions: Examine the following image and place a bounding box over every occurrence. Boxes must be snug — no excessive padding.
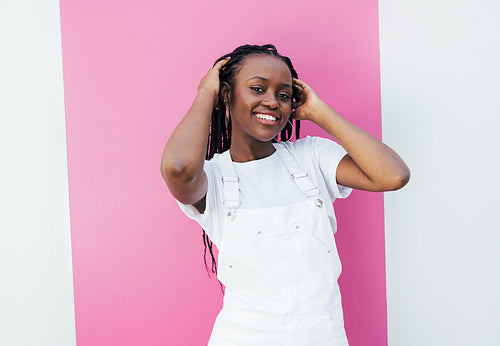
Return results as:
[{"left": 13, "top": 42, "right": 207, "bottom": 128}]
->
[
  {"left": 272, "top": 136, "right": 318, "bottom": 165},
  {"left": 201, "top": 152, "right": 225, "bottom": 179},
  {"left": 286, "top": 135, "right": 344, "bottom": 151},
  {"left": 205, "top": 151, "right": 228, "bottom": 165},
  {"left": 276, "top": 135, "right": 347, "bottom": 167},
  {"left": 278, "top": 135, "right": 333, "bottom": 152}
]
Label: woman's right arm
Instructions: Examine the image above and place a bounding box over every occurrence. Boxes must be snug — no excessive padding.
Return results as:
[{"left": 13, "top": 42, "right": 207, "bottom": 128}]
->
[{"left": 160, "top": 58, "right": 229, "bottom": 212}]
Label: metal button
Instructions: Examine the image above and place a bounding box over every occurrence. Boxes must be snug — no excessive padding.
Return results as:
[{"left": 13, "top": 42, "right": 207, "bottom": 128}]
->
[
  {"left": 226, "top": 210, "right": 235, "bottom": 220},
  {"left": 328, "top": 250, "right": 331, "bottom": 253},
  {"left": 295, "top": 225, "right": 300, "bottom": 229},
  {"left": 228, "top": 265, "right": 232, "bottom": 268},
  {"left": 315, "top": 198, "right": 323, "bottom": 208},
  {"left": 257, "top": 231, "right": 262, "bottom": 234}
]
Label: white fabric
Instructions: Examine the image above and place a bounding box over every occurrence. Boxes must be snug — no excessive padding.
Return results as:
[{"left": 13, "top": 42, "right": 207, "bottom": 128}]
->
[
  {"left": 206, "top": 144, "right": 349, "bottom": 345},
  {"left": 177, "top": 136, "right": 352, "bottom": 248}
]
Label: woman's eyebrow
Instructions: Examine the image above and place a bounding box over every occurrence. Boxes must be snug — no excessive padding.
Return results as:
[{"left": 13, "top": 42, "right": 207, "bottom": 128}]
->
[{"left": 247, "top": 76, "right": 292, "bottom": 89}]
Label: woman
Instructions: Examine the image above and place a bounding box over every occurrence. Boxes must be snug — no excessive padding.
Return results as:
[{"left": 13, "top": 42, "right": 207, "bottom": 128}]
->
[{"left": 161, "top": 44, "right": 409, "bottom": 346}]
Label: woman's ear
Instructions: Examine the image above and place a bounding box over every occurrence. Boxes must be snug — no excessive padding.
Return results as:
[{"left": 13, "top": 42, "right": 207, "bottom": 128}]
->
[{"left": 220, "top": 82, "right": 231, "bottom": 106}]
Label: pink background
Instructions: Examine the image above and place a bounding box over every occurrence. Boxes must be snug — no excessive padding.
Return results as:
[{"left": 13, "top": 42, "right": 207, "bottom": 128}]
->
[{"left": 60, "top": 0, "right": 385, "bottom": 345}]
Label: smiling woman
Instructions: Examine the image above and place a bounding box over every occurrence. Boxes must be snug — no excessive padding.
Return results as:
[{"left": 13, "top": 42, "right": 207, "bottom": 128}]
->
[
  {"left": 160, "top": 44, "right": 410, "bottom": 346},
  {"left": 220, "top": 55, "right": 294, "bottom": 159}
]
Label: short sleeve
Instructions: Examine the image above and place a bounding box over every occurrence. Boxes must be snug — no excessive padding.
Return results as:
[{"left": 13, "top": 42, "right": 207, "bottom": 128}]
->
[
  {"left": 175, "top": 160, "right": 223, "bottom": 246},
  {"left": 312, "top": 136, "right": 353, "bottom": 200}
]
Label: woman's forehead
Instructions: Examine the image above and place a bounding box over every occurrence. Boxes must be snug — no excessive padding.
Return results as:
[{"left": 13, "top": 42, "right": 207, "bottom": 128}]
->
[{"left": 236, "top": 55, "right": 292, "bottom": 83}]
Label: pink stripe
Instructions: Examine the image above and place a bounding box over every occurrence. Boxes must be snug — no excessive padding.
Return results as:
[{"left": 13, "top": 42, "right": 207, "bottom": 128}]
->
[{"left": 60, "top": 0, "right": 386, "bottom": 344}]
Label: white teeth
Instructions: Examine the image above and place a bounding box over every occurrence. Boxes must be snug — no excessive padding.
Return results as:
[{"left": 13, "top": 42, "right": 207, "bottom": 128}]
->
[{"left": 255, "top": 113, "right": 277, "bottom": 121}]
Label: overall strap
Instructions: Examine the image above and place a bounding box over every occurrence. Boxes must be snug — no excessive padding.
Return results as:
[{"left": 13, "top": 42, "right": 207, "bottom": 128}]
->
[
  {"left": 275, "top": 143, "right": 321, "bottom": 197},
  {"left": 219, "top": 151, "right": 240, "bottom": 216}
]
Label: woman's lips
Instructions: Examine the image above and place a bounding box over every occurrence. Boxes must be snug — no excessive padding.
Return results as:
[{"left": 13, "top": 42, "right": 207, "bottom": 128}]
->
[
  {"left": 253, "top": 112, "right": 281, "bottom": 126},
  {"left": 254, "top": 112, "right": 278, "bottom": 121}
]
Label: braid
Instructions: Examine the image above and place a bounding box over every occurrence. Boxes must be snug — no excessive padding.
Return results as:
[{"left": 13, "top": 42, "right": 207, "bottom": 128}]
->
[{"left": 202, "top": 44, "right": 301, "bottom": 288}]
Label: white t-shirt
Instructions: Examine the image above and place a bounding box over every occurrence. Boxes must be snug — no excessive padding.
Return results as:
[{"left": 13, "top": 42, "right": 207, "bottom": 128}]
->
[{"left": 177, "top": 136, "right": 352, "bottom": 247}]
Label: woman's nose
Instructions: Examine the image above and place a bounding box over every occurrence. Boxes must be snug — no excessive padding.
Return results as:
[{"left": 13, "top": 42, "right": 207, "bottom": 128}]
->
[{"left": 262, "top": 92, "right": 279, "bottom": 109}]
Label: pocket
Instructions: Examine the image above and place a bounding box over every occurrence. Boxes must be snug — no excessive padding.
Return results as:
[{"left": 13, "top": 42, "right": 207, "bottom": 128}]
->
[
  {"left": 301, "top": 227, "right": 332, "bottom": 250},
  {"left": 218, "top": 227, "right": 294, "bottom": 291},
  {"left": 217, "top": 228, "right": 259, "bottom": 273},
  {"left": 295, "top": 224, "right": 335, "bottom": 256},
  {"left": 292, "top": 226, "right": 339, "bottom": 285}
]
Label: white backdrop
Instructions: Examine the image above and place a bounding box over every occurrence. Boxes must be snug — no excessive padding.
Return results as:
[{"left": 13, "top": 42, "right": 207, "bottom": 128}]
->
[
  {"left": 0, "top": 0, "right": 76, "bottom": 345},
  {"left": 379, "top": 0, "right": 500, "bottom": 345}
]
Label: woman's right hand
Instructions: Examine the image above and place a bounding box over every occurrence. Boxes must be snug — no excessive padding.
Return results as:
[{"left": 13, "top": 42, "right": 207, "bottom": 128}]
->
[{"left": 197, "top": 57, "right": 230, "bottom": 104}]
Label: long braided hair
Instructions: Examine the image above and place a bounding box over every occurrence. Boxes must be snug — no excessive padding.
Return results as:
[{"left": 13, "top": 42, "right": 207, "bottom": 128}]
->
[{"left": 202, "top": 44, "right": 301, "bottom": 286}]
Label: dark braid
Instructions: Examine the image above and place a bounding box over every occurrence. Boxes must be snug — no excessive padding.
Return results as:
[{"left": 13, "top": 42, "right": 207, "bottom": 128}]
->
[{"left": 202, "top": 44, "right": 301, "bottom": 290}]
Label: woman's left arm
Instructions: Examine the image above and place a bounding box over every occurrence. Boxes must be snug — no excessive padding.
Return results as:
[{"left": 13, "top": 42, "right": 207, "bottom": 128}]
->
[{"left": 293, "top": 78, "right": 410, "bottom": 192}]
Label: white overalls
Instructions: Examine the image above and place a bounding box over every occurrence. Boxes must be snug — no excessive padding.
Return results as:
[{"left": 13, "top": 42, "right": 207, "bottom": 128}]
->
[{"left": 208, "top": 144, "right": 349, "bottom": 346}]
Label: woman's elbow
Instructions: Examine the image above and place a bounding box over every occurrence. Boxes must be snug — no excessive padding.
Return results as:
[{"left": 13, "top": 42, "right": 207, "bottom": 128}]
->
[
  {"left": 385, "top": 167, "right": 411, "bottom": 191},
  {"left": 161, "top": 158, "right": 197, "bottom": 184}
]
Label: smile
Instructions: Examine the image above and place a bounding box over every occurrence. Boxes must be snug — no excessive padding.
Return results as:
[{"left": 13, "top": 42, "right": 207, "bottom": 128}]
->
[{"left": 254, "top": 113, "right": 278, "bottom": 122}]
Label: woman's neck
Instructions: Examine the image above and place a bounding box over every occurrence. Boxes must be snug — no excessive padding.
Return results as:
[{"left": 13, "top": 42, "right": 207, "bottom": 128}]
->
[{"left": 229, "top": 140, "right": 276, "bottom": 163}]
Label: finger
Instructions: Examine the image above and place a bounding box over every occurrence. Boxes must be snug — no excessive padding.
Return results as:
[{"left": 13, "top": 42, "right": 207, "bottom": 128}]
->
[
  {"left": 290, "top": 109, "right": 305, "bottom": 121},
  {"left": 294, "top": 79, "right": 314, "bottom": 93},
  {"left": 214, "top": 57, "right": 231, "bottom": 70},
  {"left": 293, "top": 78, "right": 309, "bottom": 88},
  {"left": 294, "top": 83, "right": 304, "bottom": 93}
]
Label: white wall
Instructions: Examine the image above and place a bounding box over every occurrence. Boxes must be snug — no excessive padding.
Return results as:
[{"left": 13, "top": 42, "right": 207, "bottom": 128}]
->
[
  {"left": 379, "top": 0, "right": 500, "bottom": 345},
  {"left": 0, "top": 1, "right": 76, "bottom": 345}
]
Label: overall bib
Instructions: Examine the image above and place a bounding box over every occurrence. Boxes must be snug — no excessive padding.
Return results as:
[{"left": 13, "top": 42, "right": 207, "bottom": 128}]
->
[{"left": 208, "top": 144, "right": 349, "bottom": 346}]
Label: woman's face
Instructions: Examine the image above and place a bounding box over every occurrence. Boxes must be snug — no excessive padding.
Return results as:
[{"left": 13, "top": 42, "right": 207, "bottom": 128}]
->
[{"left": 227, "top": 54, "right": 293, "bottom": 144}]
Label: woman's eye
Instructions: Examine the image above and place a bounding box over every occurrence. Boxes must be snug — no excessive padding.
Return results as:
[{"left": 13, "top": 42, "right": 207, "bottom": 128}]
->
[
  {"left": 278, "top": 93, "right": 290, "bottom": 99},
  {"left": 250, "top": 86, "right": 264, "bottom": 92}
]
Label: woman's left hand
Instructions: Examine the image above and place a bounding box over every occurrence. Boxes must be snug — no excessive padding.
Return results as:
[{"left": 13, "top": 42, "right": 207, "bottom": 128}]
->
[
  {"left": 291, "top": 78, "right": 325, "bottom": 122},
  {"left": 292, "top": 78, "right": 410, "bottom": 192}
]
